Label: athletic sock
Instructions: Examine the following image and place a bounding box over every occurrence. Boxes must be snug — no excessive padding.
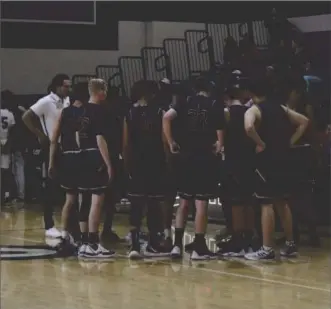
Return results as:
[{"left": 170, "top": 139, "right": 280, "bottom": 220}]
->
[
  {"left": 88, "top": 232, "right": 99, "bottom": 248},
  {"left": 164, "top": 228, "right": 171, "bottom": 239},
  {"left": 174, "top": 228, "right": 184, "bottom": 247},
  {"left": 81, "top": 232, "right": 88, "bottom": 244},
  {"left": 262, "top": 245, "right": 273, "bottom": 251}
]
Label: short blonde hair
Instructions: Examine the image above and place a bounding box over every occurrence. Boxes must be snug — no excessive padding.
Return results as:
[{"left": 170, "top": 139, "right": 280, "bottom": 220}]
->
[{"left": 88, "top": 78, "right": 107, "bottom": 95}]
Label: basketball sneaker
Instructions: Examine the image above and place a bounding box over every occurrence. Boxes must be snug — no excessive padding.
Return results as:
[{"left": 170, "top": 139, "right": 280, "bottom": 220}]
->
[
  {"left": 171, "top": 245, "right": 183, "bottom": 259},
  {"left": 191, "top": 244, "right": 217, "bottom": 261},
  {"left": 244, "top": 247, "right": 276, "bottom": 260},
  {"left": 78, "top": 244, "right": 88, "bottom": 258},
  {"left": 84, "top": 244, "right": 115, "bottom": 259},
  {"left": 280, "top": 241, "right": 298, "bottom": 257},
  {"left": 128, "top": 230, "right": 142, "bottom": 259},
  {"left": 45, "top": 227, "right": 62, "bottom": 238}
]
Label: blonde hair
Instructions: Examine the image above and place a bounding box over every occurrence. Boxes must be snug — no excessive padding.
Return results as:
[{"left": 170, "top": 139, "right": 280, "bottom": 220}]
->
[{"left": 88, "top": 78, "right": 107, "bottom": 95}]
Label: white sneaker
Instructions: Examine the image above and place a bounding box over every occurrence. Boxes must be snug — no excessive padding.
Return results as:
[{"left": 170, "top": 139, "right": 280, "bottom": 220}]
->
[
  {"left": 171, "top": 246, "right": 182, "bottom": 258},
  {"left": 78, "top": 244, "right": 88, "bottom": 258},
  {"left": 45, "top": 227, "right": 62, "bottom": 238},
  {"left": 84, "top": 244, "right": 115, "bottom": 259}
]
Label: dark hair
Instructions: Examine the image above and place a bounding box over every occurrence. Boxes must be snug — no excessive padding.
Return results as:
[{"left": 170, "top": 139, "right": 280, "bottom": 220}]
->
[
  {"left": 49, "top": 73, "right": 70, "bottom": 93},
  {"left": 1, "top": 90, "right": 14, "bottom": 109},
  {"left": 71, "top": 82, "right": 89, "bottom": 103},
  {"left": 193, "top": 76, "right": 213, "bottom": 93},
  {"left": 107, "top": 86, "right": 120, "bottom": 101},
  {"left": 248, "top": 77, "right": 272, "bottom": 98},
  {"left": 130, "top": 80, "right": 158, "bottom": 102}
]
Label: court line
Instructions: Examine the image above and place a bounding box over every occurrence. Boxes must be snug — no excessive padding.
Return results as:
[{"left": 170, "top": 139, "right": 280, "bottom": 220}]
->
[{"left": 3, "top": 235, "right": 330, "bottom": 293}]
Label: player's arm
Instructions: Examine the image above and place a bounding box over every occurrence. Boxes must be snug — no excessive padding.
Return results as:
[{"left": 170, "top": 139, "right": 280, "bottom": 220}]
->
[
  {"left": 213, "top": 101, "right": 225, "bottom": 151},
  {"left": 22, "top": 98, "right": 48, "bottom": 143},
  {"left": 49, "top": 111, "right": 62, "bottom": 170},
  {"left": 161, "top": 110, "right": 171, "bottom": 163},
  {"left": 282, "top": 105, "right": 309, "bottom": 146},
  {"left": 95, "top": 112, "right": 112, "bottom": 178},
  {"left": 244, "top": 105, "right": 265, "bottom": 148},
  {"left": 162, "top": 108, "right": 177, "bottom": 147},
  {"left": 122, "top": 117, "right": 131, "bottom": 174}
]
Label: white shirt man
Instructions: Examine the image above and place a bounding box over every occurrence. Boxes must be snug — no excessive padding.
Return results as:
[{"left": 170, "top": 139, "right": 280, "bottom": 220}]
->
[
  {"left": 31, "top": 92, "right": 70, "bottom": 139},
  {"left": 22, "top": 74, "right": 71, "bottom": 239},
  {"left": 1, "top": 108, "right": 16, "bottom": 169}
]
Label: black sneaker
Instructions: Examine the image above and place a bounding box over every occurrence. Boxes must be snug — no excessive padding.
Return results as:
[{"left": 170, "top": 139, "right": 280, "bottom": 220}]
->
[
  {"left": 164, "top": 237, "right": 173, "bottom": 253},
  {"left": 217, "top": 234, "right": 245, "bottom": 257},
  {"left": 280, "top": 241, "right": 298, "bottom": 257},
  {"left": 245, "top": 247, "right": 276, "bottom": 260},
  {"left": 145, "top": 244, "right": 169, "bottom": 257},
  {"left": 128, "top": 230, "right": 141, "bottom": 259},
  {"left": 191, "top": 243, "right": 217, "bottom": 260},
  {"left": 56, "top": 236, "right": 77, "bottom": 257}
]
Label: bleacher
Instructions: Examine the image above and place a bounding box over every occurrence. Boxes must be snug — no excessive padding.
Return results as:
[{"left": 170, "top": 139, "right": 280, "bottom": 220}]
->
[{"left": 72, "top": 20, "right": 271, "bottom": 97}]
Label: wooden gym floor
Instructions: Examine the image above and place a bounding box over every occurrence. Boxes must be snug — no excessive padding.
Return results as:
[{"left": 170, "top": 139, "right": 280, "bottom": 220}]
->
[{"left": 1, "top": 205, "right": 330, "bottom": 309}]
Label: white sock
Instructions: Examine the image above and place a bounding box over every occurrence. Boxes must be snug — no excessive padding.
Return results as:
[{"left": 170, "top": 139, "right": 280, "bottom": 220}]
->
[
  {"left": 164, "top": 229, "right": 171, "bottom": 238},
  {"left": 61, "top": 230, "right": 69, "bottom": 239}
]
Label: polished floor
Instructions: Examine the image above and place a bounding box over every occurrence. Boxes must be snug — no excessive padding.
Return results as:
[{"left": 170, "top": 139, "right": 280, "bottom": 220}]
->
[{"left": 1, "top": 205, "right": 330, "bottom": 309}]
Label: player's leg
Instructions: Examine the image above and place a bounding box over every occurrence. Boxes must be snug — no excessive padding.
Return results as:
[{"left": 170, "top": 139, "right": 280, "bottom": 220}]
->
[
  {"left": 171, "top": 153, "right": 191, "bottom": 258},
  {"left": 190, "top": 154, "right": 218, "bottom": 260},
  {"left": 80, "top": 151, "right": 115, "bottom": 259},
  {"left": 101, "top": 155, "right": 120, "bottom": 243}
]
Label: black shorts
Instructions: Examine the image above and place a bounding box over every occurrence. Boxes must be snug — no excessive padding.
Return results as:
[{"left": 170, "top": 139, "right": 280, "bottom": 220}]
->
[
  {"left": 59, "top": 150, "right": 108, "bottom": 194},
  {"left": 253, "top": 151, "right": 292, "bottom": 203},
  {"left": 128, "top": 157, "right": 167, "bottom": 201},
  {"left": 176, "top": 152, "right": 219, "bottom": 201},
  {"left": 220, "top": 159, "right": 255, "bottom": 205}
]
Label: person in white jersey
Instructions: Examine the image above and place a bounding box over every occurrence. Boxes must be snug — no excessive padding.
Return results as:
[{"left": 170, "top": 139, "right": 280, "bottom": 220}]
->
[
  {"left": 1, "top": 96, "right": 16, "bottom": 204},
  {"left": 23, "top": 74, "right": 71, "bottom": 238}
]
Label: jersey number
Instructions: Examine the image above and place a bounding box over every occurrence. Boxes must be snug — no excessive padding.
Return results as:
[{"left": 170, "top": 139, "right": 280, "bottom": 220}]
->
[{"left": 1, "top": 116, "right": 8, "bottom": 130}]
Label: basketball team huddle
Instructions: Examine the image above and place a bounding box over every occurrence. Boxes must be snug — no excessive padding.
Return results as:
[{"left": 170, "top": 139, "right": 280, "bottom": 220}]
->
[{"left": 1, "top": 67, "right": 323, "bottom": 261}]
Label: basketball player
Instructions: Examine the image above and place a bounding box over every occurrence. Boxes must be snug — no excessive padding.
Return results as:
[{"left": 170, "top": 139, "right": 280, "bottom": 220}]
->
[
  {"left": 100, "top": 86, "right": 127, "bottom": 243},
  {"left": 1, "top": 96, "right": 16, "bottom": 204},
  {"left": 123, "top": 80, "right": 168, "bottom": 259},
  {"left": 284, "top": 74, "right": 320, "bottom": 246},
  {"left": 22, "top": 74, "right": 71, "bottom": 238},
  {"left": 163, "top": 76, "right": 225, "bottom": 260},
  {"left": 217, "top": 76, "right": 258, "bottom": 257},
  {"left": 244, "top": 79, "right": 309, "bottom": 260},
  {"left": 49, "top": 79, "right": 114, "bottom": 258},
  {"left": 156, "top": 78, "right": 177, "bottom": 248}
]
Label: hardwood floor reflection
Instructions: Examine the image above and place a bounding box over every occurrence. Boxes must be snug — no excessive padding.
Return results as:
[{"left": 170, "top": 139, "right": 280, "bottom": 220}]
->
[{"left": 1, "top": 207, "right": 330, "bottom": 309}]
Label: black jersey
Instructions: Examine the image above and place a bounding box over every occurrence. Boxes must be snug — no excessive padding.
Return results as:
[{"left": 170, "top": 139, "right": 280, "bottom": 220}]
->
[
  {"left": 60, "top": 102, "right": 106, "bottom": 152},
  {"left": 172, "top": 94, "right": 224, "bottom": 153},
  {"left": 103, "top": 99, "right": 128, "bottom": 156},
  {"left": 224, "top": 104, "right": 255, "bottom": 162},
  {"left": 257, "top": 100, "right": 292, "bottom": 157},
  {"left": 126, "top": 103, "right": 165, "bottom": 161}
]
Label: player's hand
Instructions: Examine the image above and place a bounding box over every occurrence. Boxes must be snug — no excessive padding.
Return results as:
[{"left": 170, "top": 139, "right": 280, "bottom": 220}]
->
[
  {"left": 255, "top": 143, "right": 266, "bottom": 153},
  {"left": 169, "top": 141, "right": 180, "bottom": 154},
  {"left": 48, "top": 165, "right": 56, "bottom": 179},
  {"left": 213, "top": 141, "right": 223, "bottom": 155}
]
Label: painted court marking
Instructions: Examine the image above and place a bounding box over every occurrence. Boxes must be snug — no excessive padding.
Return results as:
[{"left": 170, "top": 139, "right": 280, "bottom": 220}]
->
[{"left": 2, "top": 234, "right": 330, "bottom": 294}]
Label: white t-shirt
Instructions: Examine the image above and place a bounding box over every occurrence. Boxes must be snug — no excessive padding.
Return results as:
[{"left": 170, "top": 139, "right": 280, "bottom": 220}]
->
[
  {"left": 0, "top": 108, "right": 16, "bottom": 145},
  {"left": 30, "top": 92, "right": 70, "bottom": 138}
]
